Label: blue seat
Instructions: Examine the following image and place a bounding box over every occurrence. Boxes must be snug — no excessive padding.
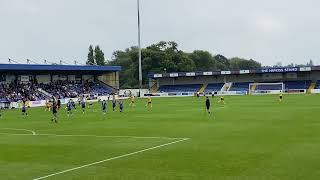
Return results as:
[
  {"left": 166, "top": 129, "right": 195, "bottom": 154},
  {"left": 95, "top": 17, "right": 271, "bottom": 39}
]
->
[
  {"left": 205, "top": 83, "right": 224, "bottom": 93},
  {"left": 255, "top": 84, "right": 282, "bottom": 90},
  {"left": 230, "top": 82, "right": 251, "bottom": 91},
  {"left": 159, "top": 84, "right": 201, "bottom": 93},
  {"left": 316, "top": 81, "right": 320, "bottom": 89},
  {"left": 284, "top": 81, "right": 311, "bottom": 90}
]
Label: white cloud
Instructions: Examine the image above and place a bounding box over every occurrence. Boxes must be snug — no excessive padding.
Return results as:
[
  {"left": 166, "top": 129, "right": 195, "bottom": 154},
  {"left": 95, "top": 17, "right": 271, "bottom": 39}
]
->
[{"left": 254, "top": 13, "right": 286, "bottom": 33}]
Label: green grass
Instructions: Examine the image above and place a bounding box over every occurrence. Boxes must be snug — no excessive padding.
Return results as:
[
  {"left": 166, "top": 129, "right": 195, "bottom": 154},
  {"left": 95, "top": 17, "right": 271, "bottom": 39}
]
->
[{"left": 1, "top": 94, "right": 320, "bottom": 180}]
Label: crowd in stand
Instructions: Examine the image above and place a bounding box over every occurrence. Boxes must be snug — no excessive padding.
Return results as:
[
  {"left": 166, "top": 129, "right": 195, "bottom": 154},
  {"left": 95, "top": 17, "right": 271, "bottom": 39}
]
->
[
  {"left": 38, "top": 81, "right": 105, "bottom": 99},
  {"left": 0, "top": 83, "right": 45, "bottom": 102},
  {"left": 0, "top": 81, "right": 112, "bottom": 102}
]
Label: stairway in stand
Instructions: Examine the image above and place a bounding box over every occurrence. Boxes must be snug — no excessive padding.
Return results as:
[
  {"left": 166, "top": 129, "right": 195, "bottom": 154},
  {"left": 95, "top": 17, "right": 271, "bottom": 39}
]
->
[
  {"left": 198, "top": 83, "right": 208, "bottom": 93},
  {"left": 307, "top": 83, "right": 317, "bottom": 93}
]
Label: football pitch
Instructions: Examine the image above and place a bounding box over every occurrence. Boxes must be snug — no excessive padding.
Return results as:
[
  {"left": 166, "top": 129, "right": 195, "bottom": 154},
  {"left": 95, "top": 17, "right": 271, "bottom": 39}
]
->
[{"left": 1, "top": 94, "right": 320, "bottom": 180}]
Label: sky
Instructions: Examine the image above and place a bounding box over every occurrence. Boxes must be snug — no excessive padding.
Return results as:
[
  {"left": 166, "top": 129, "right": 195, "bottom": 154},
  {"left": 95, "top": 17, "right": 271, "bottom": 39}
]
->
[{"left": 0, "top": 0, "right": 320, "bottom": 66}]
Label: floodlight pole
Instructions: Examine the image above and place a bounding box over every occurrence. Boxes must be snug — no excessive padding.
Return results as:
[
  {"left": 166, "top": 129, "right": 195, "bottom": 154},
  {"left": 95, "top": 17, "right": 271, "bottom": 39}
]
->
[{"left": 137, "top": 0, "right": 143, "bottom": 96}]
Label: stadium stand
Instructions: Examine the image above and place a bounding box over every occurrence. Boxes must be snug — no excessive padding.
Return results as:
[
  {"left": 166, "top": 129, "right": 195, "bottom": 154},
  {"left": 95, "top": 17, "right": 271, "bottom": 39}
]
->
[
  {"left": 230, "top": 82, "right": 251, "bottom": 91},
  {"left": 156, "top": 81, "right": 313, "bottom": 93},
  {"left": 204, "top": 83, "right": 224, "bottom": 93},
  {"left": 0, "top": 81, "right": 112, "bottom": 102},
  {"left": 151, "top": 66, "right": 320, "bottom": 95},
  {"left": 0, "top": 64, "right": 121, "bottom": 102},
  {"left": 284, "top": 80, "right": 311, "bottom": 90},
  {"left": 255, "top": 83, "right": 283, "bottom": 90},
  {"left": 159, "top": 84, "right": 202, "bottom": 93}
]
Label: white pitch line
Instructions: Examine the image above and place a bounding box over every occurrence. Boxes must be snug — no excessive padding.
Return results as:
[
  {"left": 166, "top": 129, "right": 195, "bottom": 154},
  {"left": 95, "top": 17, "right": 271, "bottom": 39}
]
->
[
  {"left": 1, "top": 128, "right": 36, "bottom": 135},
  {"left": 37, "top": 133, "right": 186, "bottom": 140},
  {"left": 33, "top": 138, "right": 189, "bottom": 180},
  {"left": 0, "top": 132, "right": 187, "bottom": 140}
]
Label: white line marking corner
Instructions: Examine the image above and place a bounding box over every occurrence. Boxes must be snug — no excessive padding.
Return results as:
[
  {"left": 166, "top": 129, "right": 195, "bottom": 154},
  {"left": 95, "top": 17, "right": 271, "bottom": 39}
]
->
[
  {"left": 1, "top": 128, "right": 36, "bottom": 135},
  {"left": 33, "top": 138, "right": 189, "bottom": 180}
]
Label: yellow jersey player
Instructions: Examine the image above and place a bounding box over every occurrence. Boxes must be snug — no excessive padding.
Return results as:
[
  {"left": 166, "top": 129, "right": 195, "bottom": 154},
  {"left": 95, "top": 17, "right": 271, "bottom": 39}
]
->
[
  {"left": 145, "top": 96, "right": 152, "bottom": 109},
  {"left": 218, "top": 96, "right": 225, "bottom": 104},
  {"left": 279, "top": 93, "right": 283, "bottom": 102},
  {"left": 129, "top": 95, "right": 136, "bottom": 107},
  {"left": 45, "top": 100, "right": 51, "bottom": 111}
]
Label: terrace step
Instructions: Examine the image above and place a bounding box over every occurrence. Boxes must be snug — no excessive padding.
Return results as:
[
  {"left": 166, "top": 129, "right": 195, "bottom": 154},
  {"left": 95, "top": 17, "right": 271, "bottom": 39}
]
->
[
  {"left": 222, "top": 82, "right": 233, "bottom": 91},
  {"left": 37, "top": 88, "right": 52, "bottom": 98},
  {"left": 198, "top": 83, "right": 208, "bottom": 93},
  {"left": 307, "top": 83, "right": 317, "bottom": 93}
]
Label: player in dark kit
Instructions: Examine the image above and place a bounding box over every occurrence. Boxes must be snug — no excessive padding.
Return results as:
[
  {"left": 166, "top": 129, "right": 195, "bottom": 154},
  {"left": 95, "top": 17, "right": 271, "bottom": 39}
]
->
[
  {"left": 66, "top": 100, "right": 73, "bottom": 117},
  {"left": 51, "top": 102, "right": 58, "bottom": 123},
  {"left": 212, "top": 91, "right": 215, "bottom": 99},
  {"left": 0, "top": 107, "right": 3, "bottom": 119},
  {"left": 71, "top": 99, "right": 76, "bottom": 109},
  {"left": 205, "top": 97, "right": 211, "bottom": 114},
  {"left": 21, "top": 101, "right": 28, "bottom": 117},
  {"left": 119, "top": 100, "right": 124, "bottom": 112},
  {"left": 112, "top": 99, "right": 117, "bottom": 111},
  {"left": 57, "top": 99, "right": 61, "bottom": 110},
  {"left": 102, "top": 100, "right": 107, "bottom": 114},
  {"left": 81, "top": 97, "right": 86, "bottom": 114}
]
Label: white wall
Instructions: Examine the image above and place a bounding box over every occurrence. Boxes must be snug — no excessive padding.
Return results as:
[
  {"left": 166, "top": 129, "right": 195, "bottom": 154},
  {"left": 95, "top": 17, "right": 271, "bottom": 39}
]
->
[
  {"left": 68, "top": 75, "right": 76, "bottom": 81},
  {"left": 36, "top": 75, "right": 50, "bottom": 83},
  {"left": 6, "top": 75, "right": 15, "bottom": 83},
  {"left": 82, "top": 75, "right": 94, "bottom": 82}
]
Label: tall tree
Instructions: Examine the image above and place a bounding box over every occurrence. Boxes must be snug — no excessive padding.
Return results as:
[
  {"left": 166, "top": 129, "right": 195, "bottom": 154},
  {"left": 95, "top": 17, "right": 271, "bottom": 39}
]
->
[
  {"left": 229, "top": 58, "right": 261, "bottom": 70},
  {"left": 86, "top": 45, "right": 95, "bottom": 65},
  {"left": 107, "top": 41, "right": 262, "bottom": 88},
  {"left": 215, "top": 54, "right": 230, "bottom": 70},
  {"left": 189, "top": 50, "right": 216, "bottom": 71},
  {"left": 94, "top": 46, "right": 106, "bottom": 66}
]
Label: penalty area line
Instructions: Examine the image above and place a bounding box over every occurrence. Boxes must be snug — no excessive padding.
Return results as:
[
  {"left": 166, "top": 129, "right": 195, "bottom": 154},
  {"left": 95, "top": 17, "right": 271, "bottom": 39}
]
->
[
  {"left": 1, "top": 128, "right": 36, "bottom": 135},
  {"left": 33, "top": 138, "right": 189, "bottom": 180}
]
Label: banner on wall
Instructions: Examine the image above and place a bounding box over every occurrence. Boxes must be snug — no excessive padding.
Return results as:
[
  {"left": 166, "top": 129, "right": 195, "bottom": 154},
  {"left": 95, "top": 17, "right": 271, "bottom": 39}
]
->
[
  {"left": 260, "top": 67, "right": 299, "bottom": 73},
  {"left": 20, "top": 76, "right": 29, "bottom": 82},
  {"left": 186, "top": 72, "right": 196, "bottom": 76}
]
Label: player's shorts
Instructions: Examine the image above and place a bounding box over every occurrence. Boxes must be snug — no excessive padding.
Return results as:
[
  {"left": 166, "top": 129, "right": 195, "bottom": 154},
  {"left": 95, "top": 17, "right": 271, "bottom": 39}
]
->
[
  {"left": 280, "top": 96, "right": 283, "bottom": 99},
  {"left": 102, "top": 107, "right": 106, "bottom": 111},
  {"left": 22, "top": 109, "right": 26, "bottom": 113},
  {"left": 148, "top": 102, "right": 152, "bottom": 104},
  {"left": 82, "top": 105, "right": 86, "bottom": 108},
  {"left": 206, "top": 105, "right": 210, "bottom": 110}
]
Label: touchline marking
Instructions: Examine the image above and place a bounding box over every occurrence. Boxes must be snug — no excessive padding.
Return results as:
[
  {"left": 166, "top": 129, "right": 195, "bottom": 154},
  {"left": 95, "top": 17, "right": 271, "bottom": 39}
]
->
[
  {"left": 38, "top": 133, "right": 186, "bottom": 140},
  {"left": 1, "top": 128, "right": 36, "bottom": 135},
  {"left": 32, "top": 138, "right": 189, "bottom": 180},
  {"left": 0, "top": 131, "right": 187, "bottom": 140}
]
